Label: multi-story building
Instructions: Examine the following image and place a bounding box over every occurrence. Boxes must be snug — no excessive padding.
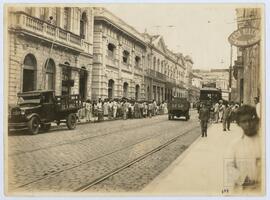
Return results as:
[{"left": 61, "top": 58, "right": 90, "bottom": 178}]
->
[
  {"left": 7, "top": 6, "right": 194, "bottom": 105},
  {"left": 92, "top": 7, "right": 146, "bottom": 100},
  {"left": 143, "top": 34, "right": 167, "bottom": 102},
  {"left": 7, "top": 6, "right": 94, "bottom": 105},
  {"left": 229, "top": 8, "right": 261, "bottom": 105},
  {"left": 143, "top": 34, "right": 187, "bottom": 103}
]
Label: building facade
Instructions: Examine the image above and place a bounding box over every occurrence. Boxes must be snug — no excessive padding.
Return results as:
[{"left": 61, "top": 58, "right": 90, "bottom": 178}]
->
[
  {"left": 229, "top": 8, "right": 261, "bottom": 105},
  {"left": 144, "top": 34, "right": 187, "bottom": 103},
  {"left": 8, "top": 7, "right": 94, "bottom": 105},
  {"left": 7, "top": 6, "right": 194, "bottom": 105},
  {"left": 92, "top": 7, "right": 146, "bottom": 100}
]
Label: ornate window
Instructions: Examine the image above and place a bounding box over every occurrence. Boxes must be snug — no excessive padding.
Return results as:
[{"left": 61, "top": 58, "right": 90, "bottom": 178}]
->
[
  {"left": 108, "top": 79, "right": 114, "bottom": 99},
  {"left": 22, "top": 54, "right": 37, "bottom": 92},
  {"left": 45, "top": 59, "right": 55, "bottom": 90},
  {"left": 135, "top": 56, "right": 141, "bottom": 68},
  {"left": 107, "top": 43, "right": 116, "bottom": 59},
  {"left": 122, "top": 50, "right": 130, "bottom": 64},
  {"left": 123, "top": 82, "right": 129, "bottom": 98}
]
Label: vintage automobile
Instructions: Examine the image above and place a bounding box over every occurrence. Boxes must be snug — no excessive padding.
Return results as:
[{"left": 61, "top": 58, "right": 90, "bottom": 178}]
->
[
  {"left": 8, "top": 90, "right": 82, "bottom": 135},
  {"left": 168, "top": 97, "right": 190, "bottom": 121}
]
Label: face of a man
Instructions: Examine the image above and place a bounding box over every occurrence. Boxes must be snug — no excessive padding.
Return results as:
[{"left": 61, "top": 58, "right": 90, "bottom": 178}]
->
[{"left": 238, "top": 114, "right": 259, "bottom": 137}]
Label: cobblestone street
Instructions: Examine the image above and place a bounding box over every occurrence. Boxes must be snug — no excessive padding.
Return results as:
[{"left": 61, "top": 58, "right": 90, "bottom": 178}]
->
[{"left": 7, "top": 111, "right": 200, "bottom": 194}]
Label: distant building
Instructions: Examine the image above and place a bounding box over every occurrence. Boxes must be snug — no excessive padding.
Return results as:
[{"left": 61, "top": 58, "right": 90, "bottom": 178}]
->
[
  {"left": 143, "top": 33, "right": 187, "bottom": 103},
  {"left": 193, "top": 69, "right": 230, "bottom": 100}
]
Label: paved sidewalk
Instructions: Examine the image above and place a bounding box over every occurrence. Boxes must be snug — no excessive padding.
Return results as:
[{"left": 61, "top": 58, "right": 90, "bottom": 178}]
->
[{"left": 143, "top": 122, "right": 243, "bottom": 195}]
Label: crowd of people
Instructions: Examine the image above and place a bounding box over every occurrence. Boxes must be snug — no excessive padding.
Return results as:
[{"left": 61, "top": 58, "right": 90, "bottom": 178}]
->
[
  {"left": 212, "top": 100, "right": 240, "bottom": 131},
  {"left": 77, "top": 98, "right": 168, "bottom": 123},
  {"left": 198, "top": 97, "right": 261, "bottom": 136}
]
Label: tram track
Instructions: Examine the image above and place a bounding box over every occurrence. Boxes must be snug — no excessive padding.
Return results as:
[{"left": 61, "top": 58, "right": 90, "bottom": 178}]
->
[
  {"left": 74, "top": 126, "right": 198, "bottom": 192},
  {"left": 14, "top": 123, "right": 199, "bottom": 191},
  {"left": 9, "top": 118, "right": 168, "bottom": 157}
]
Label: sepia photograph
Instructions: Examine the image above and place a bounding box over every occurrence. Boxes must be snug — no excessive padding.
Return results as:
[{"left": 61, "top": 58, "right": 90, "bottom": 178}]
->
[{"left": 3, "top": 1, "right": 267, "bottom": 198}]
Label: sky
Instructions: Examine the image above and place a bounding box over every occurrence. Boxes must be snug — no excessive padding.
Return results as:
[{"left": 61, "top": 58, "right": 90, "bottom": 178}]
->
[{"left": 101, "top": 4, "right": 238, "bottom": 70}]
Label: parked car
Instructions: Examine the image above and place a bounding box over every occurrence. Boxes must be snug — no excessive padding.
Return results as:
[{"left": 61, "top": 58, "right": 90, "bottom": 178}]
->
[
  {"left": 168, "top": 97, "right": 190, "bottom": 120},
  {"left": 8, "top": 90, "right": 82, "bottom": 135}
]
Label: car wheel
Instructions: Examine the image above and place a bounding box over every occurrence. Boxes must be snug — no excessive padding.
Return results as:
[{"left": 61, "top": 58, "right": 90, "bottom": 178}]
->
[
  {"left": 41, "top": 123, "right": 51, "bottom": 132},
  {"left": 56, "top": 120, "right": 61, "bottom": 126},
  {"left": 28, "top": 116, "right": 40, "bottom": 135},
  {"left": 66, "top": 113, "right": 77, "bottom": 130}
]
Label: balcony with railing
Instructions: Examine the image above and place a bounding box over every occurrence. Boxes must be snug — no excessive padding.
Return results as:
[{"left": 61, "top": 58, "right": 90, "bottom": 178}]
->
[
  {"left": 12, "top": 12, "right": 92, "bottom": 54},
  {"left": 146, "top": 69, "right": 166, "bottom": 81}
]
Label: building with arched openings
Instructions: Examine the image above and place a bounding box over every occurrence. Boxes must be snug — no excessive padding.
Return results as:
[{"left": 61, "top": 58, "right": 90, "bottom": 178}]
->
[
  {"left": 7, "top": 6, "right": 194, "bottom": 105},
  {"left": 7, "top": 7, "right": 94, "bottom": 106},
  {"left": 92, "top": 7, "right": 146, "bottom": 100}
]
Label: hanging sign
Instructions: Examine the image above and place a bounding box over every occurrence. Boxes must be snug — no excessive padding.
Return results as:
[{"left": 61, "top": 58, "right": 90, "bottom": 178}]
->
[{"left": 228, "top": 27, "right": 260, "bottom": 47}]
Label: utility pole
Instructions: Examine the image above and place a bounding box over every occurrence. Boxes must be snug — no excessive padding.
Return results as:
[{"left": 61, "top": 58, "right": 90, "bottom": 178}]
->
[{"left": 228, "top": 44, "right": 233, "bottom": 101}]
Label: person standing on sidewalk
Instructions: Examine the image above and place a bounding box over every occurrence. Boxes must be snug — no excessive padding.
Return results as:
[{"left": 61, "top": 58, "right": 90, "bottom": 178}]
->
[
  {"left": 122, "top": 100, "right": 128, "bottom": 120},
  {"left": 225, "top": 105, "right": 261, "bottom": 194},
  {"left": 112, "top": 99, "right": 118, "bottom": 119},
  {"left": 85, "top": 99, "right": 92, "bottom": 122},
  {"left": 218, "top": 100, "right": 225, "bottom": 122},
  {"left": 97, "top": 98, "right": 103, "bottom": 122},
  {"left": 199, "top": 103, "right": 210, "bottom": 137},
  {"left": 223, "top": 102, "right": 232, "bottom": 131},
  {"left": 214, "top": 102, "right": 220, "bottom": 123},
  {"left": 103, "top": 99, "right": 109, "bottom": 119}
]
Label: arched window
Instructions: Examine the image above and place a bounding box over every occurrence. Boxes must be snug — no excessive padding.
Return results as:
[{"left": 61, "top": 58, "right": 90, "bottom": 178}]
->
[
  {"left": 108, "top": 79, "right": 114, "bottom": 99},
  {"left": 79, "top": 66, "right": 88, "bottom": 100},
  {"left": 123, "top": 82, "right": 129, "bottom": 98},
  {"left": 80, "top": 12, "right": 87, "bottom": 39},
  {"left": 62, "top": 62, "right": 72, "bottom": 95},
  {"left": 45, "top": 58, "right": 55, "bottom": 90},
  {"left": 107, "top": 43, "right": 116, "bottom": 58},
  {"left": 122, "top": 50, "right": 130, "bottom": 64},
  {"left": 22, "top": 54, "right": 37, "bottom": 92},
  {"left": 135, "top": 56, "right": 141, "bottom": 68},
  {"left": 135, "top": 85, "right": 140, "bottom": 100}
]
